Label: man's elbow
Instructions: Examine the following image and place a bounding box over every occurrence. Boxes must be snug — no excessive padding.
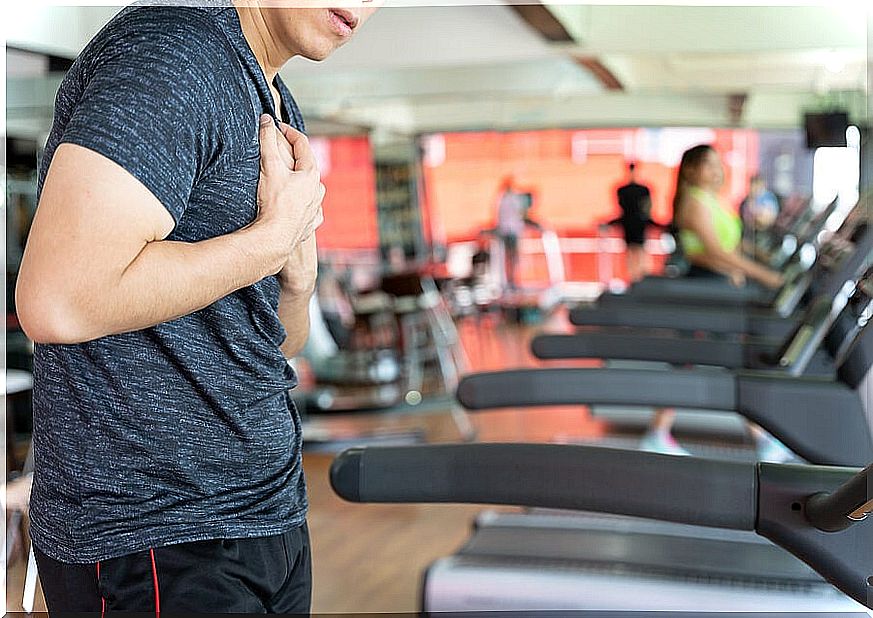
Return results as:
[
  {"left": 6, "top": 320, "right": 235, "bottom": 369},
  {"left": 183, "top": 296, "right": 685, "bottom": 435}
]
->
[{"left": 16, "top": 284, "right": 92, "bottom": 345}]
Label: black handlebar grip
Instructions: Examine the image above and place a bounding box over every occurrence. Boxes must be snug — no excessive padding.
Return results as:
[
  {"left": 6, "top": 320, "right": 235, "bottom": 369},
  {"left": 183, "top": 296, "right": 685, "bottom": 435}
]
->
[
  {"left": 329, "top": 443, "right": 758, "bottom": 531},
  {"left": 330, "top": 447, "right": 364, "bottom": 503}
]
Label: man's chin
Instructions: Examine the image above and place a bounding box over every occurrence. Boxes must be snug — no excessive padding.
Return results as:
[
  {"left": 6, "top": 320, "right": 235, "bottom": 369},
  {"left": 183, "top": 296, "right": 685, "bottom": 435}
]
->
[{"left": 301, "top": 41, "right": 344, "bottom": 62}]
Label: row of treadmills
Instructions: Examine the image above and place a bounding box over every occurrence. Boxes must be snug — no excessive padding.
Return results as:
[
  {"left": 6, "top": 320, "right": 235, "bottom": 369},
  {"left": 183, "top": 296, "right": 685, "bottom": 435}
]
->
[{"left": 331, "top": 198, "right": 873, "bottom": 616}]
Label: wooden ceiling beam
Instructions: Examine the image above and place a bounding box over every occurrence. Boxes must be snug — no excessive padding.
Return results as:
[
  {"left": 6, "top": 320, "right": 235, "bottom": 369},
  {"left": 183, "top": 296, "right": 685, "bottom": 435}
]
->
[
  {"left": 575, "top": 56, "right": 625, "bottom": 91},
  {"left": 510, "top": 4, "right": 625, "bottom": 92},
  {"left": 509, "top": 4, "right": 574, "bottom": 44}
]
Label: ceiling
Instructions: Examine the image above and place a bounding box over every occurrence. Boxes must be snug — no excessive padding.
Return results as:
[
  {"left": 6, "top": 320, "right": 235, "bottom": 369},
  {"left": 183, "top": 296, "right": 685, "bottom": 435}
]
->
[
  {"left": 550, "top": 5, "right": 867, "bottom": 93},
  {"left": 5, "top": 3, "right": 870, "bottom": 139},
  {"left": 282, "top": 3, "right": 869, "bottom": 135}
]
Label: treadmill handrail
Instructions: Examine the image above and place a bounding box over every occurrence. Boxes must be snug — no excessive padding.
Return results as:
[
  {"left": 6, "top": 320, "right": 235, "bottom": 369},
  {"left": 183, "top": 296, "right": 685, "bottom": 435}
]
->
[
  {"left": 455, "top": 367, "right": 873, "bottom": 467},
  {"left": 579, "top": 218, "right": 872, "bottom": 322},
  {"left": 330, "top": 443, "right": 758, "bottom": 530},
  {"left": 531, "top": 332, "right": 745, "bottom": 367},
  {"left": 330, "top": 444, "right": 873, "bottom": 609},
  {"left": 570, "top": 302, "right": 751, "bottom": 330},
  {"left": 456, "top": 368, "right": 735, "bottom": 412},
  {"left": 777, "top": 279, "right": 857, "bottom": 375}
]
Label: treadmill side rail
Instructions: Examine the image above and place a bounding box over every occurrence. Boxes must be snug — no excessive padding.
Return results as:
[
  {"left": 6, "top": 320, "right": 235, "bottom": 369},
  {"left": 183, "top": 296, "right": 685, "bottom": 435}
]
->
[
  {"left": 569, "top": 303, "right": 752, "bottom": 333},
  {"left": 626, "top": 278, "right": 770, "bottom": 305}
]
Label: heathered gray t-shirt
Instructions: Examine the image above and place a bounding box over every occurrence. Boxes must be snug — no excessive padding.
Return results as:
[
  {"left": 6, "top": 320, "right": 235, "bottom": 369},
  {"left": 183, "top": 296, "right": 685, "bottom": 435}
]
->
[{"left": 30, "top": 5, "right": 309, "bottom": 563}]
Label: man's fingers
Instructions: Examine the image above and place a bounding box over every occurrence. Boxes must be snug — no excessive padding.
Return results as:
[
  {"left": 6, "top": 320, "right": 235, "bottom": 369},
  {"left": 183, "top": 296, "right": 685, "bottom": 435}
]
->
[
  {"left": 278, "top": 123, "right": 317, "bottom": 172},
  {"left": 275, "top": 129, "right": 294, "bottom": 169},
  {"left": 258, "top": 115, "right": 284, "bottom": 173}
]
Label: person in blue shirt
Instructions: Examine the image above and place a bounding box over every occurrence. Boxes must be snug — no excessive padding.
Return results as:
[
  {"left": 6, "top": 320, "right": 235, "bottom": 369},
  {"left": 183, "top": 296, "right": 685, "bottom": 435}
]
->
[
  {"left": 740, "top": 174, "right": 781, "bottom": 249},
  {"left": 16, "top": 3, "right": 377, "bottom": 613}
]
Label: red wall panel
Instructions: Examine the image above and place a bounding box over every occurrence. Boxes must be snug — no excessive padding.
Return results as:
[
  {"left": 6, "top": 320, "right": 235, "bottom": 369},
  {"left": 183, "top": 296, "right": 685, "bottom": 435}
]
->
[{"left": 313, "top": 136, "right": 379, "bottom": 250}]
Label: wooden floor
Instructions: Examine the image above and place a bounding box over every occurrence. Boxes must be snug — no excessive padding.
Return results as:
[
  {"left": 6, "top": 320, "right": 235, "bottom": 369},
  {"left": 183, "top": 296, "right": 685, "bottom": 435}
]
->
[{"left": 7, "top": 312, "right": 618, "bottom": 614}]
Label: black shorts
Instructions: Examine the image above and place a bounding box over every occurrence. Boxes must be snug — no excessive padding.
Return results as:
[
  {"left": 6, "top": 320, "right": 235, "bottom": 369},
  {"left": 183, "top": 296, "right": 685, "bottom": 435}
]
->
[
  {"left": 34, "top": 524, "right": 312, "bottom": 614},
  {"left": 621, "top": 222, "right": 646, "bottom": 247}
]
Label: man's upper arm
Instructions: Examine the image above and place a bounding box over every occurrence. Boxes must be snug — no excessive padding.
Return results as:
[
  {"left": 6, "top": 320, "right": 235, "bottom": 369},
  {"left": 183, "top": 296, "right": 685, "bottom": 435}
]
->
[
  {"left": 32, "top": 143, "right": 175, "bottom": 273},
  {"left": 15, "top": 144, "right": 178, "bottom": 342},
  {"left": 16, "top": 12, "right": 223, "bottom": 338}
]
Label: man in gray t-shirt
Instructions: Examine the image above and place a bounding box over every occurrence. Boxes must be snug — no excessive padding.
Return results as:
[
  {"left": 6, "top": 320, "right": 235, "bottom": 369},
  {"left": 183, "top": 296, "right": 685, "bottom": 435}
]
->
[{"left": 16, "top": 3, "right": 376, "bottom": 613}]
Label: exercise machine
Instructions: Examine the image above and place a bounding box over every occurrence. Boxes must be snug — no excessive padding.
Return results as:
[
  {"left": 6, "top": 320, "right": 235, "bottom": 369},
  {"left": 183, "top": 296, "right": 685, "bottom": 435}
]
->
[
  {"left": 592, "top": 203, "right": 867, "bottom": 311},
  {"left": 571, "top": 220, "right": 871, "bottom": 339},
  {"left": 533, "top": 264, "right": 872, "bottom": 380},
  {"left": 331, "top": 444, "right": 872, "bottom": 613}
]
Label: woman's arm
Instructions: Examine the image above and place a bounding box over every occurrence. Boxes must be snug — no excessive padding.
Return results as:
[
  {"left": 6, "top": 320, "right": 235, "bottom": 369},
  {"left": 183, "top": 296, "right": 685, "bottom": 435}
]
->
[{"left": 681, "top": 197, "right": 783, "bottom": 289}]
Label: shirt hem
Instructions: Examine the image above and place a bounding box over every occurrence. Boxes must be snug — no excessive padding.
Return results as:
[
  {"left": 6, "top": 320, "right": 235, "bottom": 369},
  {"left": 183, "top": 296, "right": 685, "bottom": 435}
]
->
[{"left": 29, "top": 509, "right": 309, "bottom": 564}]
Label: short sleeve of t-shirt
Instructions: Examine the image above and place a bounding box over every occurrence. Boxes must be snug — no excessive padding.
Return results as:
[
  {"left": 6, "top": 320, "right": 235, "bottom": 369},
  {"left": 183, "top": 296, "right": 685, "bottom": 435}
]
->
[{"left": 60, "top": 10, "right": 224, "bottom": 223}]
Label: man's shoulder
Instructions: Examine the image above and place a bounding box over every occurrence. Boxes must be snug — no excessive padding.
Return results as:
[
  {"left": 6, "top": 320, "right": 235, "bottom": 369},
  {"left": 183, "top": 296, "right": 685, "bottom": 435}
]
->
[
  {"left": 108, "top": 5, "right": 227, "bottom": 40},
  {"left": 84, "top": 6, "right": 239, "bottom": 78},
  {"left": 69, "top": 5, "right": 250, "bottom": 120}
]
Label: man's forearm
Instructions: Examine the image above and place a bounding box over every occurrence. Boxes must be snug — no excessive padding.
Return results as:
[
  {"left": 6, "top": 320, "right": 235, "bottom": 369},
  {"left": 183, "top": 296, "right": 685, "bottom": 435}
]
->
[
  {"left": 277, "top": 288, "right": 313, "bottom": 358},
  {"left": 26, "top": 224, "right": 284, "bottom": 344}
]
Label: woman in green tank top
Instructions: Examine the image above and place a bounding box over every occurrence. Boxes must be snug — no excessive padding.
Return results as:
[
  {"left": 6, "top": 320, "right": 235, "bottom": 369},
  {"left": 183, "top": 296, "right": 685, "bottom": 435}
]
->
[
  {"left": 673, "top": 144, "right": 782, "bottom": 288},
  {"left": 641, "top": 144, "right": 792, "bottom": 462}
]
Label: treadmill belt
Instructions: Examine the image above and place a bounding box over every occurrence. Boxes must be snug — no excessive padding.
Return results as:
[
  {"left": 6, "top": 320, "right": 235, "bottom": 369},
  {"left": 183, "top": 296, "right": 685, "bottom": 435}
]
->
[
  {"left": 456, "top": 525, "right": 821, "bottom": 585},
  {"left": 424, "top": 522, "right": 865, "bottom": 613}
]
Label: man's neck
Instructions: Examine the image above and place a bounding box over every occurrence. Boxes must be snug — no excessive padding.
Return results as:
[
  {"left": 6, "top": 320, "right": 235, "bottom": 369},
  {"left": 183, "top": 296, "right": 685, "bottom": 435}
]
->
[{"left": 234, "top": 4, "right": 292, "bottom": 83}]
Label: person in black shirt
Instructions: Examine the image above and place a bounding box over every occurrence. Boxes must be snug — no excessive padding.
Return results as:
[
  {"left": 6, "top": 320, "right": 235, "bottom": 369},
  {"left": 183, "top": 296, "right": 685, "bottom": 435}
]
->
[{"left": 614, "top": 162, "right": 654, "bottom": 282}]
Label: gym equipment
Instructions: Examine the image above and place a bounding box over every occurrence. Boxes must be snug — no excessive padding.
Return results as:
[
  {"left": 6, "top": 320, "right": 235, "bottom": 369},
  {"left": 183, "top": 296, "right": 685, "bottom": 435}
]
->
[
  {"left": 330, "top": 444, "right": 873, "bottom": 612},
  {"left": 472, "top": 267, "right": 873, "bottom": 466},
  {"left": 396, "top": 277, "right": 872, "bottom": 612},
  {"left": 533, "top": 263, "right": 872, "bottom": 378},
  {"left": 484, "top": 224, "right": 570, "bottom": 317},
  {"left": 570, "top": 218, "right": 872, "bottom": 338},
  {"left": 594, "top": 204, "right": 867, "bottom": 312},
  {"left": 296, "top": 274, "right": 473, "bottom": 446},
  {"left": 635, "top": 196, "right": 848, "bottom": 297},
  {"left": 460, "top": 315, "right": 873, "bottom": 467},
  {"left": 766, "top": 197, "right": 841, "bottom": 269}
]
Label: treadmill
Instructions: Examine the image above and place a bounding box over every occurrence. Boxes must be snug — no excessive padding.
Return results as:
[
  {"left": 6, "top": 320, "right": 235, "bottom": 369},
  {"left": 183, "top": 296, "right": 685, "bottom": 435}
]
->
[
  {"left": 591, "top": 201, "right": 867, "bottom": 313},
  {"left": 429, "top": 316, "right": 873, "bottom": 611},
  {"left": 765, "top": 196, "right": 839, "bottom": 269},
  {"left": 326, "top": 279, "right": 873, "bottom": 616},
  {"left": 460, "top": 274, "right": 873, "bottom": 467},
  {"left": 624, "top": 196, "right": 844, "bottom": 303},
  {"left": 331, "top": 444, "right": 872, "bottom": 614},
  {"left": 570, "top": 220, "right": 872, "bottom": 340},
  {"left": 532, "top": 264, "right": 872, "bottom": 380}
]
